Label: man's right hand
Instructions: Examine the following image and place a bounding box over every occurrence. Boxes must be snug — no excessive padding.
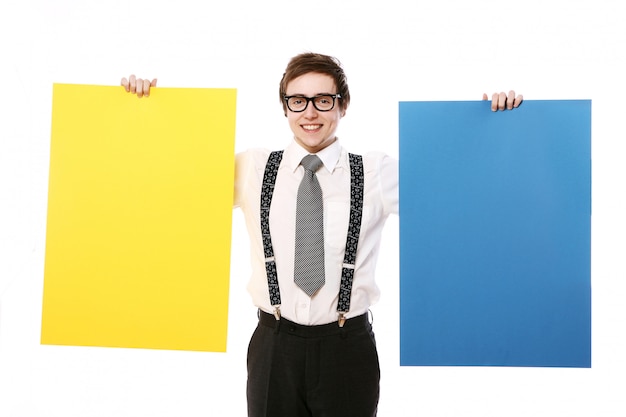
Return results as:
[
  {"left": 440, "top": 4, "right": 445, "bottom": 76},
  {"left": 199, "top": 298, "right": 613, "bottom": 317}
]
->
[{"left": 121, "top": 75, "right": 157, "bottom": 98}]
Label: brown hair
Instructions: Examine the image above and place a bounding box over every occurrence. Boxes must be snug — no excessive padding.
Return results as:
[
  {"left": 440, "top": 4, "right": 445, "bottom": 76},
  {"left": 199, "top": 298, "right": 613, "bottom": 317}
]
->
[{"left": 279, "top": 52, "right": 350, "bottom": 115}]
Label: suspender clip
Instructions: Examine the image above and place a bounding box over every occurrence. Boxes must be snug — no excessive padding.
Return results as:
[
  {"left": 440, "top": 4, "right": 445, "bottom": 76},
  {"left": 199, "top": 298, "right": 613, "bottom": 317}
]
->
[
  {"left": 338, "top": 312, "right": 347, "bottom": 328},
  {"left": 273, "top": 306, "right": 281, "bottom": 320}
]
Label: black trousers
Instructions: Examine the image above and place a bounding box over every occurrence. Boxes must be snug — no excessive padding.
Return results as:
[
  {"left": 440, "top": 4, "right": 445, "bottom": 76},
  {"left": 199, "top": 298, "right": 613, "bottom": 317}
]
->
[{"left": 247, "top": 311, "right": 380, "bottom": 417}]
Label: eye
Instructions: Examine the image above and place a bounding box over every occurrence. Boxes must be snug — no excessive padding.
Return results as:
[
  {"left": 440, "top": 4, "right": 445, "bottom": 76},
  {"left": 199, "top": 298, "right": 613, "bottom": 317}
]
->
[
  {"left": 289, "top": 97, "right": 305, "bottom": 106},
  {"left": 317, "top": 97, "right": 331, "bottom": 105}
]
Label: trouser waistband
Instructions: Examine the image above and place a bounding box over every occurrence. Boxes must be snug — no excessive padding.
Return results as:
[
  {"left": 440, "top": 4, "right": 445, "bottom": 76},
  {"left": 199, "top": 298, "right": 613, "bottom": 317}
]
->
[{"left": 258, "top": 310, "right": 369, "bottom": 337}]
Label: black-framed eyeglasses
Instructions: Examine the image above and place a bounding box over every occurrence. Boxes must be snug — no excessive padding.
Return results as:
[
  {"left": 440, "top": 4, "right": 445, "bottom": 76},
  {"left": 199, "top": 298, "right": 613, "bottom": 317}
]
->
[{"left": 283, "top": 94, "right": 342, "bottom": 112}]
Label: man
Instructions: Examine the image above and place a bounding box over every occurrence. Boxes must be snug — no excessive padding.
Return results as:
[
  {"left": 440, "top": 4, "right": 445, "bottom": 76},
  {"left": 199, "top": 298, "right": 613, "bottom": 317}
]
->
[{"left": 122, "top": 52, "right": 522, "bottom": 417}]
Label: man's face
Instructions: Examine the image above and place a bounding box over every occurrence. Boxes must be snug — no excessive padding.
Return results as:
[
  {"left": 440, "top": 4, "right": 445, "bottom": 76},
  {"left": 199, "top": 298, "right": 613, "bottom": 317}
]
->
[{"left": 284, "top": 72, "right": 345, "bottom": 154}]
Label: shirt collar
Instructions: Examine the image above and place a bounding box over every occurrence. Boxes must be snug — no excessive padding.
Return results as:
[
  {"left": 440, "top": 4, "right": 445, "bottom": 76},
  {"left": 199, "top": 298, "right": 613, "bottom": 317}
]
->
[{"left": 286, "top": 139, "right": 342, "bottom": 173}]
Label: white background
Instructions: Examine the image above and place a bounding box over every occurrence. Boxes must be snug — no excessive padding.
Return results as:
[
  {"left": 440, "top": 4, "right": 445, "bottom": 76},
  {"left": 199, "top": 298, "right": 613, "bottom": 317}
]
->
[{"left": 1, "top": 0, "right": 624, "bottom": 416}]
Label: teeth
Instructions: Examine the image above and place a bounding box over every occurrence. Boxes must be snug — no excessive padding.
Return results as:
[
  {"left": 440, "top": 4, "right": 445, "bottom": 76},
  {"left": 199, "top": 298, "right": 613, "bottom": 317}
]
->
[{"left": 302, "top": 125, "right": 321, "bottom": 131}]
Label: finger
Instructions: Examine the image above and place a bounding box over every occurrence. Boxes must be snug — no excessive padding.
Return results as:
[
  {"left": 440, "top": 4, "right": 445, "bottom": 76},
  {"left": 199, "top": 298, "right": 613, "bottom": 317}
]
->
[
  {"left": 142, "top": 78, "right": 152, "bottom": 97},
  {"left": 491, "top": 93, "right": 498, "bottom": 111},
  {"left": 498, "top": 92, "right": 507, "bottom": 111},
  {"left": 135, "top": 78, "right": 144, "bottom": 98},
  {"left": 121, "top": 77, "right": 129, "bottom": 92},
  {"left": 513, "top": 94, "right": 523, "bottom": 108},
  {"left": 507, "top": 90, "right": 515, "bottom": 110},
  {"left": 129, "top": 74, "right": 137, "bottom": 94},
  {"left": 151, "top": 78, "right": 157, "bottom": 87},
  {"left": 482, "top": 93, "right": 488, "bottom": 101}
]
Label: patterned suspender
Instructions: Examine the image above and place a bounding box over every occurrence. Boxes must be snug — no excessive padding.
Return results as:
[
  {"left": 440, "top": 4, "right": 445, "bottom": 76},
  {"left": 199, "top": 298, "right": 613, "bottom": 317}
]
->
[
  {"left": 260, "top": 150, "right": 364, "bottom": 326},
  {"left": 260, "top": 151, "right": 283, "bottom": 317},
  {"left": 337, "top": 153, "right": 364, "bottom": 325}
]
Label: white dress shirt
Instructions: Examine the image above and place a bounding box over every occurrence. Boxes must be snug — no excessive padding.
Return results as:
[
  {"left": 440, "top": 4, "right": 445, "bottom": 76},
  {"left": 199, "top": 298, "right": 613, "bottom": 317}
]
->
[{"left": 234, "top": 139, "right": 398, "bottom": 325}]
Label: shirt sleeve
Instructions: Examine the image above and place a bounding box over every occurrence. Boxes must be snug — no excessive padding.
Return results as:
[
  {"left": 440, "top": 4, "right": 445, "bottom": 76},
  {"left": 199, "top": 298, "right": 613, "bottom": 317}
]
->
[
  {"left": 233, "top": 148, "right": 271, "bottom": 209},
  {"left": 380, "top": 154, "right": 399, "bottom": 216},
  {"left": 233, "top": 151, "right": 250, "bottom": 209}
]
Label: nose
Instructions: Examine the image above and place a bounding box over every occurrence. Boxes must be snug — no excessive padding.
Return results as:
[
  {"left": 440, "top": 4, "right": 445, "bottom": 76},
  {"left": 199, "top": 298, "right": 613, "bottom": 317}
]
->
[{"left": 302, "top": 101, "right": 319, "bottom": 118}]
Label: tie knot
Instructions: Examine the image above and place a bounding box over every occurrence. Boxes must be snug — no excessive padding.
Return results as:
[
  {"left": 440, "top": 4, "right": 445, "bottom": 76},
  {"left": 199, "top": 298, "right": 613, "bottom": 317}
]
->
[{"left": 301, "top": 154, "right": 323, "bottom": 173}]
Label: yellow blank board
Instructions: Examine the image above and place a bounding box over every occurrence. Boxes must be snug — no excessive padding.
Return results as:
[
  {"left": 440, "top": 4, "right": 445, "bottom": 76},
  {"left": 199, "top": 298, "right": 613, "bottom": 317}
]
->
[{"left": 42, "top": 84, "right": 237, "bottom": 352}]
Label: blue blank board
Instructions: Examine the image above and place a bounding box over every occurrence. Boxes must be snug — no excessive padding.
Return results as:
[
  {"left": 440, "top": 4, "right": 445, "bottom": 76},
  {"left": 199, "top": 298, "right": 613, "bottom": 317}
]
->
[{"left": 399, "top": 100, "right": 591, "bottom": 367}]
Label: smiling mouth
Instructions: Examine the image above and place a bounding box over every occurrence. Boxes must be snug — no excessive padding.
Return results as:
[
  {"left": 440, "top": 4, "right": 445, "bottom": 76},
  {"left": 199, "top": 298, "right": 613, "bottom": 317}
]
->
[{"left": 302, "top": 124, "right": 322, "bottom": 131}]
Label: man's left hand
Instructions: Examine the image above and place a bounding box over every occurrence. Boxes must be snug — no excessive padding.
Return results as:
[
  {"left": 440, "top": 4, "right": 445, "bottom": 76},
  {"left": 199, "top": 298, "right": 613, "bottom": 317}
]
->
[{"left": 483, "top": 91, "right": 523, "bottom": 111}]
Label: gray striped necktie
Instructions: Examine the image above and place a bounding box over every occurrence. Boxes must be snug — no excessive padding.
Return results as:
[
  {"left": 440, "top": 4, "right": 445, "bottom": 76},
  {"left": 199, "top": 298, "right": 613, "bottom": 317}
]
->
[{"left": 294, "top": 154, "right": 325, "bottom": 296}]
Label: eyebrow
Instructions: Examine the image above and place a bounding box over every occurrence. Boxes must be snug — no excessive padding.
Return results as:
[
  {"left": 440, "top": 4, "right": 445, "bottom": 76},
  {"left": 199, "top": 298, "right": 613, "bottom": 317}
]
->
[{"left": 285, "top": 92, "right": 336, "bottom": 97}]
